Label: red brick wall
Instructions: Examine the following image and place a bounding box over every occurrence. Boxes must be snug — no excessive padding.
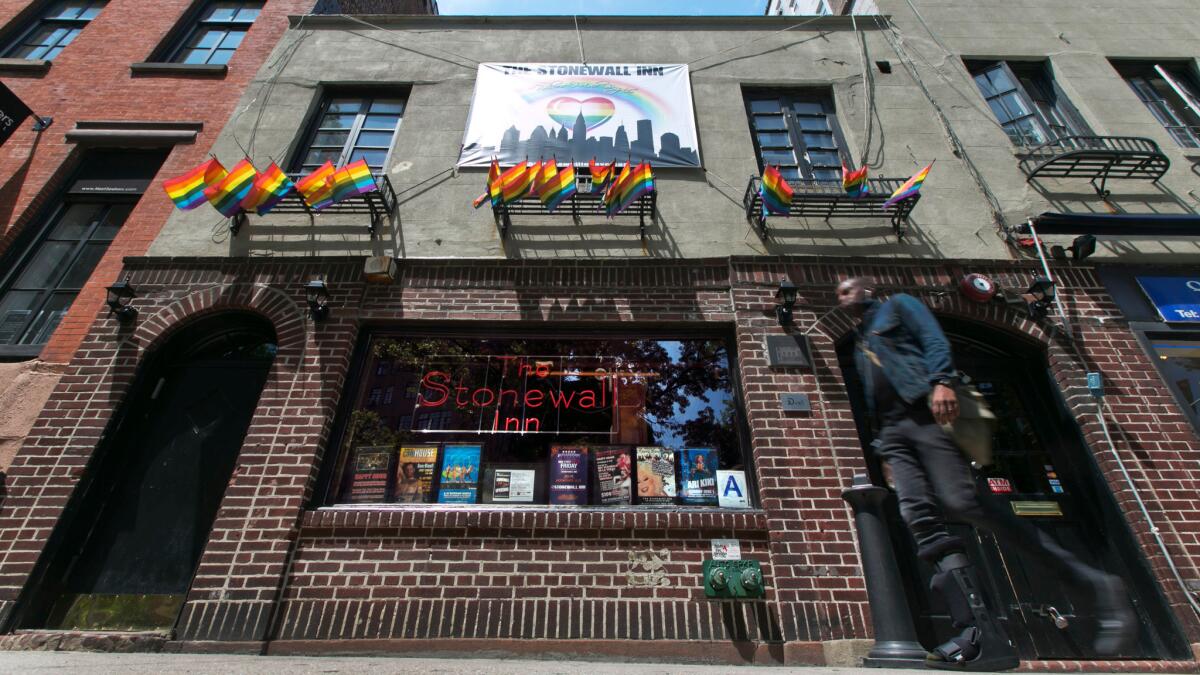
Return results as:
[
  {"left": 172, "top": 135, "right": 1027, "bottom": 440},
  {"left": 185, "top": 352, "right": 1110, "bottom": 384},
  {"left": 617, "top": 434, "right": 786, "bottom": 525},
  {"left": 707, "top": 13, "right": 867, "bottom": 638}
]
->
[
  {"left": 0, "top": 0, "right": 313, "bottom": 363},
  {"left": 1, "top": 256, "right": 1198, "bottom": 659}
]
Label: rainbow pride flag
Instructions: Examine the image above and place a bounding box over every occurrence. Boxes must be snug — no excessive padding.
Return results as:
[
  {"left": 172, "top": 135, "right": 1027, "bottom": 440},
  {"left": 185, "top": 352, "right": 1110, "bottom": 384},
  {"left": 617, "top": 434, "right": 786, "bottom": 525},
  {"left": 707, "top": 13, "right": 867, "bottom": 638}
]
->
[
  {"left": 526, "top": 160, "right": 546, "bottom": 198},
  {"left": 242, "top": 162, "right": 295, "bottom": 216},
  {"left": 590, "top": 158, "right": 615, "bottom": 192},
  {"left": 500, "top": 161, "right": 535, "bottom": 204},
  {"left": 204, "top": 158, "right": 257, "bottom": 218},
  {"left": 473, "top": 159, "right": 501, "bottom": 209},
  {"left": 531, "top": 160, "right": 556, "bottom": 199},
  {"left": 331, "top": 159, "right": 377, "bottom": 204},
  {"left": 297, "top": 161, "right": 336, "bottom": 210},
  {"left": 163, "top": 158, "right": 227, "bottom": 210},
  {"left": 842, "top": 163, "right": 869, "bottom": 198},
  {"left": 542, "top": 163, "right": 577, "bottom": 213},
  {"left": 760, "top": 165, "right": 793, "bottom": 218},
  {"left": 602, "top": 161, "right": 631, "bottom": 212},
  {"left": 610, "top": 163, "right": 653, "bottom": 216},
  {"left": 882, "top": 162, "right": 933, "bottom": 209}
]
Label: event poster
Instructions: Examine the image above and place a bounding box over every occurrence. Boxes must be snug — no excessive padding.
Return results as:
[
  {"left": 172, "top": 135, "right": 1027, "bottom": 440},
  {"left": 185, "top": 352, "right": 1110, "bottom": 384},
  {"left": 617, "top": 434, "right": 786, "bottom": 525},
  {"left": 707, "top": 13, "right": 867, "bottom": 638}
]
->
[
  {"left": 636, "top": 446, "right": 676, "bottom": 505},
  {"left": 679, "top": 448, "right": 718, "bottom": 506},
  {"left": 549, "top": 445, "right": 590, "bottom": 505},
  {"left": 437, "top": 444, "right": 482, "bottom": 504},
  {"left": 395, "top": 445, "right": 437, "bottom": 503},
  {"left": 594, "top": 446, "right": 633, "bottom": 506},
  {"left": 459, "top": 63, "right": 701, "bottom": 168},
  {"left": 345, "top": 446, "right": 394, "bottom": 503},
  {"left": 492, "top": 469, "right": 536, "bottom": 503}
]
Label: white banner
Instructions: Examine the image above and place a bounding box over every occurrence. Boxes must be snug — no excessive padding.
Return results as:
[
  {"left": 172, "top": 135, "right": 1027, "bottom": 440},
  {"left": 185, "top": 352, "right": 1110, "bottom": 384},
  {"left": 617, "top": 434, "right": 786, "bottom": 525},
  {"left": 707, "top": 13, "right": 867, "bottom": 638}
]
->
[{"left": 459, "top": 63, "right": 701, "bottom": 168}]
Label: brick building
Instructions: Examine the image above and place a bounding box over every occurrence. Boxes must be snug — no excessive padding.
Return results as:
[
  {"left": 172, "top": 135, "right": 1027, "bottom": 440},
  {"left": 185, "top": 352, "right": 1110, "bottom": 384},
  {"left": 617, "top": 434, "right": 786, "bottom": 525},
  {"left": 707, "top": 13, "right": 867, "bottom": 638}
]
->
[{"left": 2, "top": 2, "right": 1200, "bottom": 669}]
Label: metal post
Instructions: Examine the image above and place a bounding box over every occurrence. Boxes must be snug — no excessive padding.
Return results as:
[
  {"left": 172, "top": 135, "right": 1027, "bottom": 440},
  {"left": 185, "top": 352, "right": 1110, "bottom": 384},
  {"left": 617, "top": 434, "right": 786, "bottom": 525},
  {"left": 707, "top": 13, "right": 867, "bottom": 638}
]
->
[{"left": 842, "top": 473, "right": 928, "bottom": 668}]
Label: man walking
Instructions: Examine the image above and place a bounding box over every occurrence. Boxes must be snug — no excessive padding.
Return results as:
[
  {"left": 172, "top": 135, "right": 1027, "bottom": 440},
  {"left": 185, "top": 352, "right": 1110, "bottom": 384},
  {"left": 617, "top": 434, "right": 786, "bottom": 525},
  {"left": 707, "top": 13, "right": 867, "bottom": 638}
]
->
[{"left": 836, "top": 277, "right": 1134, "bottom": 670}]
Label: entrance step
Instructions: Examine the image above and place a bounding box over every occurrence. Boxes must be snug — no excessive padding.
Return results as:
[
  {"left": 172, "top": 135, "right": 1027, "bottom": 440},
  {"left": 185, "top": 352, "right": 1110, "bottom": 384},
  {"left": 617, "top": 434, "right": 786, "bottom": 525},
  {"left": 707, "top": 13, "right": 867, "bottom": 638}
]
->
[{"left": 0, "top": 629, "right": 169, "bottom": 653}]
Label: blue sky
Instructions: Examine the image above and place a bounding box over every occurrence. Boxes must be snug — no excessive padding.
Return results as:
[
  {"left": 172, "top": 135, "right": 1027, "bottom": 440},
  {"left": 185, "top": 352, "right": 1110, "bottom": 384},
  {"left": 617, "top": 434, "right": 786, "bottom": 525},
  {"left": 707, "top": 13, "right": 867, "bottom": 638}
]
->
[{"left": 438, "top": 0, "right": 765, "bottom": 15}]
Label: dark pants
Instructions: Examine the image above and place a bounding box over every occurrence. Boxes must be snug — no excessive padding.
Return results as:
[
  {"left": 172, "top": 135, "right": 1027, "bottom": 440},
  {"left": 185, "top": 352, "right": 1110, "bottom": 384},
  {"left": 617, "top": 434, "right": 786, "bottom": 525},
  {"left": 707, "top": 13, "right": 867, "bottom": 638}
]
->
[{"left": 876, "top": 407, "right": 1102, "bottom": 585}]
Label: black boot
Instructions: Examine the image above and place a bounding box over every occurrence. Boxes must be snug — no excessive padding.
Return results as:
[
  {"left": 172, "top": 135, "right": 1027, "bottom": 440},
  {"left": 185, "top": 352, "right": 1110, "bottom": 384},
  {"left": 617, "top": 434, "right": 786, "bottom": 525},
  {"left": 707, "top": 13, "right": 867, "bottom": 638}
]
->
[{"left": 925, "top": 552, "right": 1019, "bottom": 671}]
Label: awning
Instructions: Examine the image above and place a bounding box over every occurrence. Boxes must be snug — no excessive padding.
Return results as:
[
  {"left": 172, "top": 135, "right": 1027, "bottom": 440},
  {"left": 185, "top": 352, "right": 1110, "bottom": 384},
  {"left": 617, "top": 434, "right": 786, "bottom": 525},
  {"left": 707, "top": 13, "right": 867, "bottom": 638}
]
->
[{"left": 1027, "top": 212, "right": 1200, "bottom": 236}]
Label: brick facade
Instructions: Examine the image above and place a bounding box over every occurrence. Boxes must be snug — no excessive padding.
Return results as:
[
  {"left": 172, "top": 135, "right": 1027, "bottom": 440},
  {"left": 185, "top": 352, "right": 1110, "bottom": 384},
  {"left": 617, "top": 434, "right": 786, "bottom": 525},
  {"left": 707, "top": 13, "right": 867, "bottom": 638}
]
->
[{"left": 1, "top": 255, "right": 1198, "bottom": 665}]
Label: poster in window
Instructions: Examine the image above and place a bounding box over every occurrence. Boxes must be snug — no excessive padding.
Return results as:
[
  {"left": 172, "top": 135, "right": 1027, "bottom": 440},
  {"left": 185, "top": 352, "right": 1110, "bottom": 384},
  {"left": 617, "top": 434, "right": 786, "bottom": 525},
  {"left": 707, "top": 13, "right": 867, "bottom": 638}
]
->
[
  {"left": 395, "top": 445, "right": 437, "bottom": 503},
  {"left": 594, "top": 446, "right": 633, "bottom": 506},
  {"left": 678, "top": 448, "right": 718, "bottom": 506},
  {"left": 716, "top": 470, "right": 750, "bottom": 509},
  {"left": 346, "top": 446, "right": 394, "bottom": 503},
  {"left": 459, "top": 63, "right": 701, "bottom": 168},
  {"left": 549, "top": 445, "right": 590, "bottom": 505},
  {"left": 492, "top": 468, "right": 536, "bottom": 503},
  {"left": 635, "top": 446, "right": 676, "bottom": 505},
  {"left": 437, "top": 444, "right": 482, "bottom": 504}
]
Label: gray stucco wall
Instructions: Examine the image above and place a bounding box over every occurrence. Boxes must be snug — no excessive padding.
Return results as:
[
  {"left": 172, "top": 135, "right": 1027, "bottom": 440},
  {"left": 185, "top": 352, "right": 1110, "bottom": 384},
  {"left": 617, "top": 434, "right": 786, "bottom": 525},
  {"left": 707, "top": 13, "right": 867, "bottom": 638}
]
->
[{"left": 148, "top": 9, "right": 1200, "bottom": 261}]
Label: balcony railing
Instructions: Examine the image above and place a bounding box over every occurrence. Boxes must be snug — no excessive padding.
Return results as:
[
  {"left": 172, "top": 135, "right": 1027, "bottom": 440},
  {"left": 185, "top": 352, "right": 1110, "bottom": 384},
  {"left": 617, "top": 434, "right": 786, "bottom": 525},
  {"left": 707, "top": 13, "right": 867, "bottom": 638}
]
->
[
  {"left": 492, "top": 188, "right": 656, "bottom": 240},
  {"left": 742, "top": 176, "right": 921, "bottom": 238},
  {"left": 239, "top": 172, "right": 397, "bottom": 235},
  {"left": 1018, "top": 135, "right": 1170, "bottom": 198}
]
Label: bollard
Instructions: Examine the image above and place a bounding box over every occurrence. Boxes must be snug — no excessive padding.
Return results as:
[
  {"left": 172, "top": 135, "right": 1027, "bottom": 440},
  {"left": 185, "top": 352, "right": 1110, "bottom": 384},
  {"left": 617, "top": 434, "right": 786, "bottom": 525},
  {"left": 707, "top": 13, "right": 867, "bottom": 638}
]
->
[{"left": 842, "top": 473, "right": 929, "bottom": 668}]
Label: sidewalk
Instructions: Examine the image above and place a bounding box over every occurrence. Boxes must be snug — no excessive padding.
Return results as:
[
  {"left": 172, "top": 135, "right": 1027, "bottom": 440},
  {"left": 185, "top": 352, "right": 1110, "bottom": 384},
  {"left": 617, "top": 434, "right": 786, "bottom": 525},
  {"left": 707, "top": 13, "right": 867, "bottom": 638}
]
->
[{"left": 0, "top": 652, "right": 1174, "bottom": 674}]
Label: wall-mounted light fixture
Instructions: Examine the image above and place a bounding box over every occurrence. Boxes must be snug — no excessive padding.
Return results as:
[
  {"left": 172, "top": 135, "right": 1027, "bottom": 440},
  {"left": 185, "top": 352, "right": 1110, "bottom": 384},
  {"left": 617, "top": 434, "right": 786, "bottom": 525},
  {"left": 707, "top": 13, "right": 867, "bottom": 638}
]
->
[
  {"left": 305, "top": 280, "right": 330, "bottom": 320},
  {"left": 1025, "top": 277, "right": 1057, "bottom": 321},
  {"left": 775, "top": 279, "right": 798, "bottom": 326},
  {"left": 105, "top": 281, "right": 137, "bottom": 323},
  {"left": 1050, "top": 234, "right": 1097, "bottom": 262}
]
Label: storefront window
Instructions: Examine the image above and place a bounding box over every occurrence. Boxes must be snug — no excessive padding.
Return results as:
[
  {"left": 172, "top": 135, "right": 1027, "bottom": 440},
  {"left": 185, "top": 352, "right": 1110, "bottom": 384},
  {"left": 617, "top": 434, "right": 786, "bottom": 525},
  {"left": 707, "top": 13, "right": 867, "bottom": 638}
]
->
[
  {"left": 325, "top": 333, "right": 752, "bottom": 508},
  {"left": 1146, "top": 335, "right": 1200, "bottom": 433}
]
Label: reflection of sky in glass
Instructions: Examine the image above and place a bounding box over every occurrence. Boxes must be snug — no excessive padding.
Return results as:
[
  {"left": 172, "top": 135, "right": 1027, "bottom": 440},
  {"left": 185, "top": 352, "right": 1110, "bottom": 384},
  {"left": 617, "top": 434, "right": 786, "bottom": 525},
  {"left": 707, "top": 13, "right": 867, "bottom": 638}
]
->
[{"left": 646, "top": 340, "right": 732, "bottom": 449}]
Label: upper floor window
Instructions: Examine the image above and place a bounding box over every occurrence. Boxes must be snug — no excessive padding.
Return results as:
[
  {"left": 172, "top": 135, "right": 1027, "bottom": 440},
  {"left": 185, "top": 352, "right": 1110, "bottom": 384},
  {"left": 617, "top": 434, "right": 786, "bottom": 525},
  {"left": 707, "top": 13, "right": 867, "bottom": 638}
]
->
[
  {"left": 967, "top": 61, "right": 1091, "bottom": 147},
  {"left": 296, "top": 95, "right": 406, "bottom": 174},
  {"left": 1112, "top": 61, "right": 1200, "bottom": 148},
  {"left": 744, "top": 90, "right": 847, "bottom": 183},
  {"left": 1, "top": 1, "right": 104, "bottom": 61},
  {"left": 167, "top": 1, "right": 261, "bottom": 66}
]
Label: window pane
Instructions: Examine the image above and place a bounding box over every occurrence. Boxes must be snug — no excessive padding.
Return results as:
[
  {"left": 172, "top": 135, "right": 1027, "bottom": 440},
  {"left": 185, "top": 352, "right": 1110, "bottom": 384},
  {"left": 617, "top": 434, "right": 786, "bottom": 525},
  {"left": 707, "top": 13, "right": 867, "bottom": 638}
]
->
[
  {"left": 10, "top": 44, "right": 47, "bottom": 59},
  {"left": 218, "top": 30, "right": 245, "bottom": 49},
  {"left": 779, "top": 166, "right": 801, "bottom": 182},
  {"left": 797, "top": 116, "right": 829, "bottom": 131},
  {"left": 997, "top": 92, "right": 1033, "bottom": 120},
  {"left": 304, "top": 148, "right": 342, "bottom": 166},
  {"left": 43, "top": 45, "right": 64, "bottom": 60},
  {"left": 205, "top": 4, "right": 238, "bottom": 21},
  {"left": 313, "top": 130, "right": 351, "bottom": 146},
  {"left": 22, "top": 293, "right": 74, "bottom": 345},
  {"left": 802, "top": 132, "right": 835, "bottom": 148},
  {"left": 209, "top": 48, "right": 235, "bottom": 65},
  {"left": 234, "top": 6, "right": 261, "bottom": 22},
  {"left": 15, "top": 241, "right": 75, "bottom": 288},
  {"left": 93, "top": 204, "right": 133, "bottom": 241},
  {"left": 327, "top": 100, "right": 364, "bottom": 114},
  {"left": 984, "top": 67, "right": 1016, "bottom": 95},
  {"left": 1009, "top": 117, "right": 1047, "bottom": 145},
  {"left": 59, "top": 243, "right": 107, "bottom": 289},
  {"left": 181, "top": 48, "right": 211, "bottom": 65},
  {"left": 370, "top": 99, "right": 405, "bottom": 114},
  {"left": 761, "top": 150, "right": 798, "bottom": 165},
  {"left": 813, "top": 169, "right": 840, "bottom": 182},
  {"left": 752, "top": 115, "right": 787, "bottom": 131},
  {"left": 756, "top": 132, "right": 792, "bottom": 148},
  {"left": 806, "top": 150, "right": 840, "bottom": 166},
  {"left": 792, "top": 101, "right": 825, "bottom": 115},
  {"left": 320, "top": 113, "right": 358, "bottom": 130},
  {"left": 973, "top": 71, "right": 999, "bottom": 98},
  {"left": 79, "top": 3, "right": 104, "bottom": 20},
  {"left": 348, "top": 149, "right": 387, "bottom": 169},
  {"left": 355, "top": 130, "right": 396, "bottom": 148},
  {"left": 48, "top": 203, "right": 105, "bottom": 240},
  {"left": 189, "top": 29, "right": 224, "bottom": 49},
  {"left": 749, "top": 99, "right": 782, "bottom": 114},
  {"left": 987, "top": 97, "right": 1015, "bottom": 124},
  {"left": 361, "top": 114, "right": 401, "bottom": 130},
  {"left": 0, "top": 291, "right": 39, "bottom": 345}
]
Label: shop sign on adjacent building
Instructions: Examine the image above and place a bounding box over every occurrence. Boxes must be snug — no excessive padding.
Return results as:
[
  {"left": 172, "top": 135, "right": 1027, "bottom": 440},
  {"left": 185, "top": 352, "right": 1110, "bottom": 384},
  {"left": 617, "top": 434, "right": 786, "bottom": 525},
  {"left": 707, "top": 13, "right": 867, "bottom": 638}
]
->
[
  {"left": 1136, "top": 276, "right": 1200, "bottom": 323},
  {"left": 0, "top": 83, "right": 33, "bottom": 147},
  {"left": 459, "top": 63, "right": 702, "bottom": 168}
]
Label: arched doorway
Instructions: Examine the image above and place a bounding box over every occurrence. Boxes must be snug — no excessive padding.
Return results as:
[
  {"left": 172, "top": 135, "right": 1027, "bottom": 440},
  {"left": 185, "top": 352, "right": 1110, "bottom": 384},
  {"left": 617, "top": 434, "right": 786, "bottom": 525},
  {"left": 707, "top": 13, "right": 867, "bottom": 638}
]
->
[
  {"left": 13, "top": 312, "right": 277, "bottom": 631},
  {"left": 837, "top": 314, "right": 1190, "bottom": 660}
]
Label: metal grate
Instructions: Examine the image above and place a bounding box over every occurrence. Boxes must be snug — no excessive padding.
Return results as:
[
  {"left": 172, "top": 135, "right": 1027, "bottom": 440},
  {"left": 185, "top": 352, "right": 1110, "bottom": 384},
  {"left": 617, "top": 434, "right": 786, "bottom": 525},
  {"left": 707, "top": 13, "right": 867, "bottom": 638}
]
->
[
  {"left": 742, "top": 176, "right": 920, "bottom": 239},
  {"left": 1018, "top": 135, "right": 1170, "bottom": 198},
  {"left": 492, "top": 189, "right": 656, "bottom": 240},
  {"left": 246, "top": 172, "right": 398, "bottom": 235}
]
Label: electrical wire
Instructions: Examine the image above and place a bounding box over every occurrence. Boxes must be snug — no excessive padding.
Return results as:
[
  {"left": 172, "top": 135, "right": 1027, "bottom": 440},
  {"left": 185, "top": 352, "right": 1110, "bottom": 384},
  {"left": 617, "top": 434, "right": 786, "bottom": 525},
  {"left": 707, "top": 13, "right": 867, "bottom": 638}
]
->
[
  {"left": 341, "top": 14, "right": 480, "bottom": 68},
  {"left": 686, "top": 14, "right": 828, "bottom": 66},
  {"left": 850, "top": 13, "right": 873, "bottom": 167},
  {"left": 574, "top": 14, "right": 587, "bottom": 65}
]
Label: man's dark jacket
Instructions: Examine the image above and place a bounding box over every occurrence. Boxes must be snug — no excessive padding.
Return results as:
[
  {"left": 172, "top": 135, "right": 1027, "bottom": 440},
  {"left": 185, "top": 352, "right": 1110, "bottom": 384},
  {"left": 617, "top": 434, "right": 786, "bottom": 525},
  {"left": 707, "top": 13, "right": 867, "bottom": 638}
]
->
[{"left": 855, "top": 293, "right": 957, "bottom": 417}]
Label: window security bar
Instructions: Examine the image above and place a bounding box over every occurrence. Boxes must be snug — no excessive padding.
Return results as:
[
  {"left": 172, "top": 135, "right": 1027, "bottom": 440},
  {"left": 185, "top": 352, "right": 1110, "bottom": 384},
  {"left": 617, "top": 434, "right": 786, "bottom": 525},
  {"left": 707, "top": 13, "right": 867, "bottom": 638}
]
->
[
  {"left": 491, "top": 188, "right": 656, "bottom": 241},
  {"left": 1018, "top": 135, "right": 1170, "bottom": 198},
  {"left": 741, "top": 175, "right": 921, "bottom": 239},
  {"left": 232, "top": 172, "right": 397, "bottom": 236}
]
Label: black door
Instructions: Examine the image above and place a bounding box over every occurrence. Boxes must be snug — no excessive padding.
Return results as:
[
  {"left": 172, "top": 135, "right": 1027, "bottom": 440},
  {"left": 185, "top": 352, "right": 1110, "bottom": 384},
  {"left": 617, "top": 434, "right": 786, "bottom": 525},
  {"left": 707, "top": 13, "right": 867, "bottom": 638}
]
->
[
  {"left": 839, "top": 319, "right": 1190, "bottom": 660},
  {"left": 15, "top": 313, "right": 276, "bottom": 631}
]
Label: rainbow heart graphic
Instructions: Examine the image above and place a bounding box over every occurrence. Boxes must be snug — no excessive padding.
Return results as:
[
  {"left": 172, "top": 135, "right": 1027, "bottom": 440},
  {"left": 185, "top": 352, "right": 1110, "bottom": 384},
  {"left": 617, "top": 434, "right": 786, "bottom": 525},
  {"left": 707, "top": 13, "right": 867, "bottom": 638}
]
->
[{"left": 546, "top": 96, "right": 615, "bottom": 131}]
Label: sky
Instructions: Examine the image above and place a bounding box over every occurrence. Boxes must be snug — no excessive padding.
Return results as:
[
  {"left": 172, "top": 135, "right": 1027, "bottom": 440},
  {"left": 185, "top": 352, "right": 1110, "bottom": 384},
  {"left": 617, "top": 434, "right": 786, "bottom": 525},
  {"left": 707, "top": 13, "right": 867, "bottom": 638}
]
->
[{"left": 437, "top": 0, "right": 766, "bottom": 16}]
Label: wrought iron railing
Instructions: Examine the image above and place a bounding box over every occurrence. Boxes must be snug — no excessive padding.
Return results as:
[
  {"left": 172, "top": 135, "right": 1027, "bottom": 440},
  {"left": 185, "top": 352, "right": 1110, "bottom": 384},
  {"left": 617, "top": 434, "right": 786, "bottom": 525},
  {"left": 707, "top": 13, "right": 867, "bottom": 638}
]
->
[
  {"left": 742, "top": 175, "right": 921, "bottom": 238},
  {"left": 1018, "top": 135, "right": 1170, "bottom": 198},
  {"left": 491, "top": 188, "right": 656, "bottom": 240},
  {"left": 253, "top": 173, "right": 397, "bottom": 235}
]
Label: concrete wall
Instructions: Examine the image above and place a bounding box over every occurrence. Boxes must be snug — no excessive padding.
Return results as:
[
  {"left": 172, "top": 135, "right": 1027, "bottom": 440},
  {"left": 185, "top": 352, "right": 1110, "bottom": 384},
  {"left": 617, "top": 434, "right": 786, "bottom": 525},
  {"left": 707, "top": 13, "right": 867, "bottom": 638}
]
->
[{"left": 148, "top": 10, "right": 1200, "bottom": 263}]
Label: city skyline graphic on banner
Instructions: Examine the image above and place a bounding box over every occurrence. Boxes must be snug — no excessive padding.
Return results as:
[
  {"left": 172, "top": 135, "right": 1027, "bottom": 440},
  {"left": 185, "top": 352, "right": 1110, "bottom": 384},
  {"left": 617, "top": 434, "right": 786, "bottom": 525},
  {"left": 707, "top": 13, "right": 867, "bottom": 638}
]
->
[{"left": 459, "top": 63, "right": 702, "bottom": 168}]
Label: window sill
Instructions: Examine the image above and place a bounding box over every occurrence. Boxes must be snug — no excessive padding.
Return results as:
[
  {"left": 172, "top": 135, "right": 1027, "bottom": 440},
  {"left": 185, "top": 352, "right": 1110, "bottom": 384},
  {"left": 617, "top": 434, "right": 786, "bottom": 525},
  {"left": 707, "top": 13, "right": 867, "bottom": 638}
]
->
[
  {"left": 0, "top": 344, "right": 43, "bottom": 361},
  {"left": 302, "top": 505, "right": 769, "bottom": 537},
  {"left": 129, "top": 62, "right": 227, "bottom": 77},
  {"left": 0, "top": 58, "right": 51, "bottom": 74}
]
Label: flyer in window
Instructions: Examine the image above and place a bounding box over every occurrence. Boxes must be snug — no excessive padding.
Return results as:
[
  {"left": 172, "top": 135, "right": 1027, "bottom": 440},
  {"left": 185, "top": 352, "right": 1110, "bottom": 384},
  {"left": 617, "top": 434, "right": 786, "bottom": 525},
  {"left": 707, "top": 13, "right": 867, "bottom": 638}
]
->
[
  {"left": 549, "top": 445, "right": 590, "bottom": 505},
  {"left": 346, "top": 446, "right": 394, "bottom": 503},
  {"left": 636, "top": 446, "right": 676, "bottom": 505},
  {"left": 492, "top": 468, "right": 536, "bottom": 503},
  {"left": 594, "top": 446, "right": 633, "bottom": 506},
  {"left": 678, "top": 447, "right": 719, "bottom": 506},
  {"left": 437, "top": 444, "right": 482, "bottom": 504},
  {"left": 395, "top": 445, "right": 438, "bottom": 503}
]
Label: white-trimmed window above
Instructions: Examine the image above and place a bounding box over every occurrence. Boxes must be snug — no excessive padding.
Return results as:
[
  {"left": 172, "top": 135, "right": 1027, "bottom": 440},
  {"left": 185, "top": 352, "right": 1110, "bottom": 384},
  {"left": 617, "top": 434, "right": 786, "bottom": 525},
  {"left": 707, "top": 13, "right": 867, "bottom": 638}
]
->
[
  {"left": 2, "top": 0, "right": 104, "bottom": 61},
  {"left": 1112, "top": 60, "right": 1200, "bottom": 149},
  {"left": 966, "top": 60, "right": 1091, "bottom": 147},
  {"left": 167, "top": 1, "right": 261, "bottom": 66},
  {"left": 296, "top": 95, "right": 407, "bottom": 174}
]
